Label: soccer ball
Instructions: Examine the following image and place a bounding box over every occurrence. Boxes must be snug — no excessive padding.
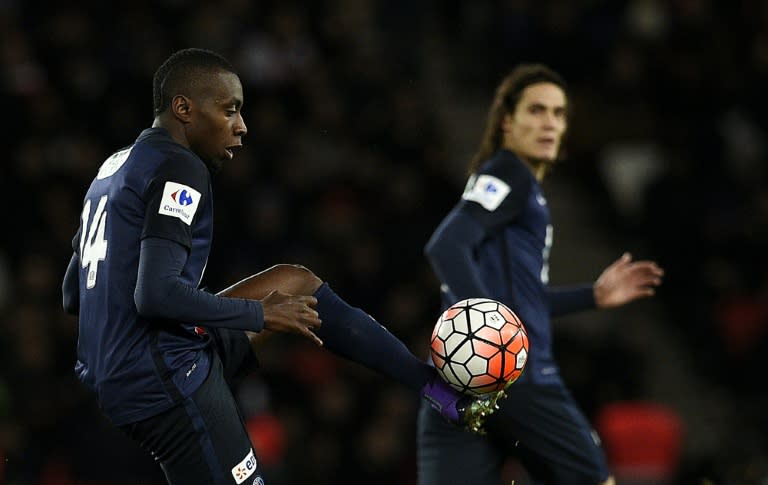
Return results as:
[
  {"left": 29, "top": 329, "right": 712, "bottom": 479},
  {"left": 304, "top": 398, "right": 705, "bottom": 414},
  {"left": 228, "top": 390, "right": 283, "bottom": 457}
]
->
[{"left": 430, "top": 298, "right": 528, "bottom": 396}]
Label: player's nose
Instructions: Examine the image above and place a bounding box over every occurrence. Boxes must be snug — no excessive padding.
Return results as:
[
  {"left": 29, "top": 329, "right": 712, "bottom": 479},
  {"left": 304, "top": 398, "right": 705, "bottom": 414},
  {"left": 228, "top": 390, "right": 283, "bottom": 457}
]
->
[{"left": 235, "top": 113, "right": 247, "bottom": 137}]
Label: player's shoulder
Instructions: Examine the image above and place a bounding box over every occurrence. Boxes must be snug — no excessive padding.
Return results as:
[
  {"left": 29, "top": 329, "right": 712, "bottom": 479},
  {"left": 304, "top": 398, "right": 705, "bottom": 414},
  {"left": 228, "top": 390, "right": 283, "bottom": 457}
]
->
[
  {"left": 133, "top": 128, "right": 209, "bottom": 180},
  {"left": 136, "top": 128, "right": 202, "bottom": 166},
  {"left": 460, "top": 150, "right": 534, "bottom": 213},
  {"left": 478, "top": 149, "right": 531, "bottom": 183}
]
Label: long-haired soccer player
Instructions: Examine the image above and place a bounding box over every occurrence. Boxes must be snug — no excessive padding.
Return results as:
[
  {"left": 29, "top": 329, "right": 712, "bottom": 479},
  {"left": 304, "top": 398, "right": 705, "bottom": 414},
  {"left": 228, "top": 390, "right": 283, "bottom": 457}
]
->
[{"left": 418, "top": 64, "right": 664, "bottom": 485}]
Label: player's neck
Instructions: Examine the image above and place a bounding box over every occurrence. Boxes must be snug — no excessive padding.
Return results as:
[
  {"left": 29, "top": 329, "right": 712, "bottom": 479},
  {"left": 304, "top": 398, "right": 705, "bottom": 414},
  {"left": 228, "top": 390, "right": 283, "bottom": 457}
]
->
[
  {"left": 152, "top": 117, "right": 189, "bottom": 151},
  {"left": 516, "top": 154, "right": 548, "bottom": 182}
]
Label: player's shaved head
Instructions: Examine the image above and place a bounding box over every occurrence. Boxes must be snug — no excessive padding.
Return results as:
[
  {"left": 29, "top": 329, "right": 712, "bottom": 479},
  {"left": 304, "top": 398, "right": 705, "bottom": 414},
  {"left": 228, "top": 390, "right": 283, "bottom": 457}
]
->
[{"left": 152, "top": 48, "right": 236, "bottom": 116}]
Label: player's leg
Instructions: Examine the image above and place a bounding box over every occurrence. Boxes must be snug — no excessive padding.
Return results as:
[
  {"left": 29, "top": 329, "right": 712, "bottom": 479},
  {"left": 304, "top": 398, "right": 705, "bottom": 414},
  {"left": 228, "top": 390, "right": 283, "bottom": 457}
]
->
[
  {"left": 122, "top": 356, "right": 265, "bottom": 485},
  {"left": 211, "top": 264, "right": 321, "bottom": 379},
  {"left": 217, "top": 264, "right": 323, "bottom": 303},
  {"left": 204, "top": 324, "right": 260, "bottom": 387},
  {"left": 221, "top": 265, "right": 436, "bottom": 389},
  {"left": 417, "top": 399, "right": 503, "bottom": 485},
  {"left": 216, "top": 264, "right": 492, "bottom": 426},
  {"left": 486, "top": 383, "right": 610, "bottom": 485}
]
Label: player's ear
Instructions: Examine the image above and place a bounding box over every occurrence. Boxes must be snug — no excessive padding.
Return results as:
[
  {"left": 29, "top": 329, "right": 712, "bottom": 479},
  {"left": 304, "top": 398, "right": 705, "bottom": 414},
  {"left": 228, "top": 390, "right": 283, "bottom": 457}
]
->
[
  {"left": 500, "top": 113, "right": 513, "bottom": 133},
  {"left": 171, "top": 95, "right": 193, "bottom": 123}
]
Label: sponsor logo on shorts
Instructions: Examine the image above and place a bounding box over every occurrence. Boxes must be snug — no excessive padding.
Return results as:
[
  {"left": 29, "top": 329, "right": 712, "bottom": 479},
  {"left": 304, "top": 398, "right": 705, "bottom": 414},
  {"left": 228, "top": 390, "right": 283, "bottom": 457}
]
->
[
  {"left": 185, "top": 361, "right": 197, "bottom": 378},
  {"left": 231, "top": 448, "right": 257, "bottom": 484}
]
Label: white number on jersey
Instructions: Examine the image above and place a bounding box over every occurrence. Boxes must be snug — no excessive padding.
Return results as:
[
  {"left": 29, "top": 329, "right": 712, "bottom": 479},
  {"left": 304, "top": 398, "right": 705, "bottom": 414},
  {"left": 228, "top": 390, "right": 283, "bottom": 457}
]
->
[
  {"left": 80, "top": 195, "right": 109, "bottom": 289},
  {"left": 541, "top": 224, "right": 553, "bottom": 284}
]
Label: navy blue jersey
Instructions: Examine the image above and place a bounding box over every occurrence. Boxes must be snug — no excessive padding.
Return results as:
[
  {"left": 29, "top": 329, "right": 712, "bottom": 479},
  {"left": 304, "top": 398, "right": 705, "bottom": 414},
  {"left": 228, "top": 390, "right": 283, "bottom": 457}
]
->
[
  {"left": 426, "top": 150, "right": 593, "bottom": 386},
  {"left": 73, "top": 128, "right": 219, "bottom": 425}
]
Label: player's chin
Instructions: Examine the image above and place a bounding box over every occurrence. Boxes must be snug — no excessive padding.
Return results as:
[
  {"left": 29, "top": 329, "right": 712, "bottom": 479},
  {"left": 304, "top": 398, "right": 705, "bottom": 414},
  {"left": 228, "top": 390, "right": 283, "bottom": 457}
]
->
[
  {"left": 206, "top": 147, "right": 237, "bottom": 173},
  {"left": 205, "top": 157, "right": 225, "bottom": 174},
  {"left": 536, "top": 149, "right": 560, "bottom": 163},
  {"left": 530, "top": 154, "right": 558, "bottom": 166}
]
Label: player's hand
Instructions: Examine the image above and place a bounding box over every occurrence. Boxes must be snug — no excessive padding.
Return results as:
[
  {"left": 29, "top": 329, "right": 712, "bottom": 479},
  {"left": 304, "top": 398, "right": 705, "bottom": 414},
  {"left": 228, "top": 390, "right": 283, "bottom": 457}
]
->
[
  {"left": 260, "top": 290, "right": 323, "bottom": 346},
  {"left": 594, "top": 252, "right": 664, "bottom": 309}
]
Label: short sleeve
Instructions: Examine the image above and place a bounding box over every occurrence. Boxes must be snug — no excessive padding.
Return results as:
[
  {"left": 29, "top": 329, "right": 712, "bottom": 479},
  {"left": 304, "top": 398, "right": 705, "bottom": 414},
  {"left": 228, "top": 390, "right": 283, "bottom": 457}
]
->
[
  {"left": 141, "top": 154, "right": 210, "bottom": 249},
  {"left": 456, "top": 152, "right": 533, "bottom": 231}
]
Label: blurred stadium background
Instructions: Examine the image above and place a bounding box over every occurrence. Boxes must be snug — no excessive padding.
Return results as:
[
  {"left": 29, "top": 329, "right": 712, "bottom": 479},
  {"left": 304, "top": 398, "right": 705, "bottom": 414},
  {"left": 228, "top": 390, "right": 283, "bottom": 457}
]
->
[{"left": 1, "top": 0, "right": 766, "bottom": 483}]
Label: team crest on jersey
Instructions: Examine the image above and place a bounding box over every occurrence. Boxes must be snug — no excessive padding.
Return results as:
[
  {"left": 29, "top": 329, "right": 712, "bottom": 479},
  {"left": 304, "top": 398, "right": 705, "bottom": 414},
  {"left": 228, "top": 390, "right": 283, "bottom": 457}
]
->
[
  {"left": 462, "top": 174, "right": 510, "bottom": 211},
  {"left": 231, "top": 448, "right": 258, "bottom": 484},
  {"left": 158, "top": 181, "right": 201, "bottom": 225}
]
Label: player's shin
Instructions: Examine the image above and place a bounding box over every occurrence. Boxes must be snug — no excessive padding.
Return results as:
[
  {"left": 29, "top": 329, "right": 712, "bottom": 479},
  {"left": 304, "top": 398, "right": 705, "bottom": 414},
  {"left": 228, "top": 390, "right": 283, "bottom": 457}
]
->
[{"left": 313, "top": 283, "right": 434, "bottom": 391}]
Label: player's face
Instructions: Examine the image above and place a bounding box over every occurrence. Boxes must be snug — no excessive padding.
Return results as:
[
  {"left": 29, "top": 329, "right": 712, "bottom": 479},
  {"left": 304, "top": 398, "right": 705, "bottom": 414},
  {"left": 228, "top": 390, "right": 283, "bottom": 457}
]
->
[
  {"left": 187, "top": 71, "right": 247, "bottom": 172},
  {"left": 502, "top": 82, "right": 567, "bottom": 164}
]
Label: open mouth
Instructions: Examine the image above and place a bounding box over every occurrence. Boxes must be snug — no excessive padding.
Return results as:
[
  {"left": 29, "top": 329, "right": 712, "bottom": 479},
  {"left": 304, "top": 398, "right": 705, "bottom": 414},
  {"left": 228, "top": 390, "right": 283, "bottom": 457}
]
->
[
  {"left": 537, "top": 138, "right": 556, "bottom": 148},
  {"left": 225, "top": 145, "right": 241, "bottom": 159}
]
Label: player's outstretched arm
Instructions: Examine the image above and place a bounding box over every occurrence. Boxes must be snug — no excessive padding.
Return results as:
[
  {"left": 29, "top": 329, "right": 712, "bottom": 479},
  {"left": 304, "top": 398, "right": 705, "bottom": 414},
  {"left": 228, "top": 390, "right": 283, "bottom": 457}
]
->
[
  {"left": 135, "top": 239, "right": 320, "bottom": 342},
  {"left": 593, "top": 252, "right": 664, "bottom": 309}
]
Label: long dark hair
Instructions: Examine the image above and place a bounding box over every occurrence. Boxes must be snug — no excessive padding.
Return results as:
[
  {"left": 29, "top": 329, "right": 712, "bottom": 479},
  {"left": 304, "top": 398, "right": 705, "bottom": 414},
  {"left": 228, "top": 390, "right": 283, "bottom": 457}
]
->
[{"left": 468, "top": 64, "right": 567, "bottom": 175}]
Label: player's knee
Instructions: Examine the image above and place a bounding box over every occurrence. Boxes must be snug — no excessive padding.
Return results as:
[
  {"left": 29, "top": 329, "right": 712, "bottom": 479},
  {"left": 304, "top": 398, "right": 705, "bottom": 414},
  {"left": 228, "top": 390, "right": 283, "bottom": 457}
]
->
[
  {"left": 269, "top": 263, "right": 323, "bottom": 295},
  {"left": 599, "top": 476, "right": 616, "bottom": 485}
]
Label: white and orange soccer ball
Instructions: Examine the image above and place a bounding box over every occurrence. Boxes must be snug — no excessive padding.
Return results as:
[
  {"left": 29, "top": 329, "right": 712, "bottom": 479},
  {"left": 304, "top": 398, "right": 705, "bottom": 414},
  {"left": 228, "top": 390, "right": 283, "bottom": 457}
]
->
[{"left": 430, "top": 298, "right": 529, "bottom": 396}]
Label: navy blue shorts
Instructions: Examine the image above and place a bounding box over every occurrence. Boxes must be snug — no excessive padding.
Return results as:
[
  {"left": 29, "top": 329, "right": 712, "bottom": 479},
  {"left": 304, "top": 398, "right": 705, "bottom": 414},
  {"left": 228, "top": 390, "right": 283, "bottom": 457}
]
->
[
  {"left": 417, "top": 382, "right": 609, "bottom": 485},
  {"left": 121, "top": 328, "right": 263, "bottom": 485}
]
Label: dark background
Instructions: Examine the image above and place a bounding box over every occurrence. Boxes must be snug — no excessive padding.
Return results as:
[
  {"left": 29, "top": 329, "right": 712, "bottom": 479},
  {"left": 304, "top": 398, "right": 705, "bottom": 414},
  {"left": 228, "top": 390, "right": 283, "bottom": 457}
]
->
[{"left": 1, "top": 0, "right": 766, "bottom": 483}]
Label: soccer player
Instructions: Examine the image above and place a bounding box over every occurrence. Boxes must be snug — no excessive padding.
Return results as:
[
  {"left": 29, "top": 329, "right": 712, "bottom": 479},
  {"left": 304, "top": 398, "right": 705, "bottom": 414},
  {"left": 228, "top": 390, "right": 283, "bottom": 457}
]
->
[
  {"left": 61, "top": 48, "right": 493, "bottom": 485},
  {"left": 417, "top": 64, "right": 665, "bottom": 485}
]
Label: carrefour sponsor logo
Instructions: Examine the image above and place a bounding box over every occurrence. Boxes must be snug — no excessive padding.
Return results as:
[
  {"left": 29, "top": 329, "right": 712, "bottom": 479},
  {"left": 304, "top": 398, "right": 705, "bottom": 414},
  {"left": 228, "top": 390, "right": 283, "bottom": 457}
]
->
[
  {"left": 231, "top": 448, "right": 257, "bottom": 484},
  {"left": 158, "top": 181, "right": 201, "bottom": 225}
]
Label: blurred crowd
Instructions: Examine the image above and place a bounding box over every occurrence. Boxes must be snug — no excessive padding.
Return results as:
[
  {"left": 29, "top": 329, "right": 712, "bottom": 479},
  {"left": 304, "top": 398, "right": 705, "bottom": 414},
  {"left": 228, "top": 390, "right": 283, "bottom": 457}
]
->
[{"left": 0, "top": 0, "right": 766, "bottom": 483}]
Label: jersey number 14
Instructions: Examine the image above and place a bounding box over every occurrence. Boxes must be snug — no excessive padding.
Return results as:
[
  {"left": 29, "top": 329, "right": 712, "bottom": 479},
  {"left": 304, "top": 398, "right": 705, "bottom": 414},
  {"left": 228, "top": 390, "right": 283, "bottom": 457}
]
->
[{"left": 80, "top": 195, "right": 109, "bottom": 289}]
